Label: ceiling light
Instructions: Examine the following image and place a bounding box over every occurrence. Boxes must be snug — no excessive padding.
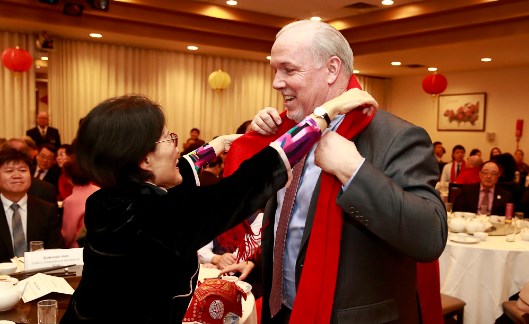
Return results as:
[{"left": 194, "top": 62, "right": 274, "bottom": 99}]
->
[
  {"left": 41, "top": 56, "right": 49, "bottom": 61},
  {"left": 310, "top": 17, "right": 321, "bottom": 21},
  {"left": 428, "top": 67, "right": 437, "bottom": 72},
  {"left": 89, "top": 0, "right": 110, "bottom": 11},
  {"left": 381, "top": 0, "right": 394, "bottom": 5},
  {"left": 391, "top": 61, "right": 401, "bottom": 66},
  {"left": 226, "top": 0, "right": 237, "bottom": 5},
  {"left": 89, "top": 33, "right": 102, "bottom": 38},
  {"left": 481, "top": 57, "right": 492, "bottom": 62},
  {"left": 353, "top": 69, "right": 360, "bottom": 74},
  {"left": 187, "top": 45, "right": 199, "bottom": 51},
  {"left": 266, "top": 56, "right": 271, "bottom": 60},
  {"left": 63, "top": 2, "right": 84, "bottom": 16}
]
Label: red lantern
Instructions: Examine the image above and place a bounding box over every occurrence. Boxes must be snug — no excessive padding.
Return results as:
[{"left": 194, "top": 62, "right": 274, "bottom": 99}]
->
[
  {"left": 422, "top": 73, "right": 447, "bottom": 95},
  {"left": 516, "top": 119, "right": 524, "bottom": 138},
  {"left": 2, "top": 47, "right": 33, "bottom": 72}
]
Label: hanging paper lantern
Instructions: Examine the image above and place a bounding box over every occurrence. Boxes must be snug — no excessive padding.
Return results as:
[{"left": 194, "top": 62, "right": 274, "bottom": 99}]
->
[
  {"left": 2, "top": 47, "right": 33, "bottom": 72},
  {"left": 422, "top": 73, "right": 447, "bottom": 95},
  {"left": 208, "top": 69, "right": 231, "bottom": 91}
]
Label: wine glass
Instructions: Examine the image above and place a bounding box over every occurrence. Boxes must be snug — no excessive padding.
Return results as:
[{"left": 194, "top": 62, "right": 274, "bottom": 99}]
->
[{"left": 514, "top": 212, "right": 525, "bottom": 233}]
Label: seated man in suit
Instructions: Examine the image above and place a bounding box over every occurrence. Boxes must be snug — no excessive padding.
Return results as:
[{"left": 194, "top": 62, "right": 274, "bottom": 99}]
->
[
  {"left": 454, "top": 160, "right": 512, "bottom": 215},
  {"left": 0, "top": 148, "right": 63, "bottom": 262},
  {"left": 26, "top": 111, "right": 61, "bottom": 148},
  {"left": 34, "top": 144, "right": 61, "bottom": 188}
]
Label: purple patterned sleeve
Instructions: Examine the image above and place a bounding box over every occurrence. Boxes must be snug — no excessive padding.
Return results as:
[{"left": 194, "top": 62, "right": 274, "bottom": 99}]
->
[
  {"left": 185, "top": 144, "right": 217, "bottom": 173},
  {"left": 273, "top": 117, "right": 321, "bottom": 166}
]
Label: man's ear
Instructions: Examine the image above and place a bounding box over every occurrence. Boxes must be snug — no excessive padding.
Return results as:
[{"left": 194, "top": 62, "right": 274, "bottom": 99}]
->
[{"left": 327, "top": 56, "right": 341, "bottom": 84}]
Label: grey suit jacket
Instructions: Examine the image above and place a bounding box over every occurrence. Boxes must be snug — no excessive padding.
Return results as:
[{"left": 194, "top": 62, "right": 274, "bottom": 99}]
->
[
  {"left": 0, "top": 195, "right": 64, "bottom": 262},
  {"left": 261, "top": 110, "right": 447, "bottom": 324}
]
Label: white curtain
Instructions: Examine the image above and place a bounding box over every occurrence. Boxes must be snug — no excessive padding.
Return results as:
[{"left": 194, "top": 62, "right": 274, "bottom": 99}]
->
[
  {"left": 48, "top": 39, "right": 283, "bottom": 145},
  {"left": 0, "top": 31, "right": 36, "bottom": 140},
  {"left": 356, "top": 75, "right": 389, "bottom": 111}
]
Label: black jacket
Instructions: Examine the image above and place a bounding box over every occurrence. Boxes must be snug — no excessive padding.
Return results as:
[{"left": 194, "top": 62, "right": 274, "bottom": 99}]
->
[{"left": 61, "top": 147, "right": 287, "bottom": 323}]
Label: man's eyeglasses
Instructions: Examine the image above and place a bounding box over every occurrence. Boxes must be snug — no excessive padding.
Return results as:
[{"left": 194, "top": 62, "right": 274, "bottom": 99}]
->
[
  {"left": 480, "top": 171, "right": 499, "bottom": 177},
  {"left": 155, "top": 133, "right": 178, "bottom": 147}
]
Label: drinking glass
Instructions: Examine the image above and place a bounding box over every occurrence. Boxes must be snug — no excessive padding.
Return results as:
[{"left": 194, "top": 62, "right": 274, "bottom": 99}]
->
[
  {"left": 515, "top": 212, "right": 525, "bottom": 232},
  {"left": 30, "top": 241, "right": 44, "bottom": 252},
  {"left": 506, "top": 223, "right": 516, "bottom": 242},
  {"left": 38, "top": 299, "right": 57, "bottom": 324},
  {"left": 444, "top": 202, "right": 453, "bottom": 215}
]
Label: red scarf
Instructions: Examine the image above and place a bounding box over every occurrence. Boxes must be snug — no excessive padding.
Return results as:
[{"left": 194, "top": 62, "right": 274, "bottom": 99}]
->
[{"left": 450, "top": 160, "right": 466, "bottom": 182}]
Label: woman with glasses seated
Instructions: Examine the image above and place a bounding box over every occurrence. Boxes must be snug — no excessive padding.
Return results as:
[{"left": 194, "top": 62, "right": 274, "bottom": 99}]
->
[{"left": 61, "top": 90, "right": 377, "bottom": 324}]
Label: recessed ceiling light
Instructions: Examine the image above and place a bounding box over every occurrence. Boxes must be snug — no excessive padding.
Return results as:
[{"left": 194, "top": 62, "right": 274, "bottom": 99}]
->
[
  {"left": 41, "top": 56, "right": 49, "bottom": 61},
  {"left": 428, "top": 67, "right": 437, "bottom": 72},
  {"left": 381, "top": 0, "right": 394, "bottom": 5},
  {"left": 391, "top": 61, "right": 401, "bottom": 66},
  {"left": 226, "top": 0, "right": 237, "bottom": 5},
  {"left": 310, "top": 16, "right": 321, "bottom": 21},
  {"left": 353, "top": 69, "right": 360, "bottom": 74},
  {"left": 481, "top": 57, "right": 492, "bottom": 62},
  {"left": 89, "top": 33, "right": 102, "bottom": 38},
  {"left": 187, "top": 45, "right": 199, "bottom": 51},
  {"left": 266, "top": 55, "right": 271, "bottom": 60}
]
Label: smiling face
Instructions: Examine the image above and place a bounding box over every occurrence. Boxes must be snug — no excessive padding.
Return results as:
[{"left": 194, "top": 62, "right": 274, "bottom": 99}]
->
[
  {"left": 270, "top": 26, "right": 333, "bottom": 122},
  {"left": 479, "top": 161, "right": 501, "bottom": 189},
  {"left": 142, "top": 129, "right": 182, "bottom": 189},
  {"left": 0, "top": 160, "right": 31, "bottom": 201}
]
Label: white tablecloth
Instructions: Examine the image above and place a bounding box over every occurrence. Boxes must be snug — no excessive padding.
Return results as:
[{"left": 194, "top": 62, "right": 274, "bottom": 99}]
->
[
  {"left": 439, "top": 234, "right": 529, "bottom": 324},
  {"left": 183, "top": 266, "right": 257, "bottom": 324}
]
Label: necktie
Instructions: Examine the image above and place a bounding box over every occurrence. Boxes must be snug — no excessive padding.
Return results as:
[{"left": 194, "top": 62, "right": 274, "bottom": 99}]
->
[
  {"left": 269, "top": 155, "right": 306, "bottom": 316},
  {"left": 35, "top": 169, "right": 44, "bottom": 179},
  {"left": 455, "top": 163, "right": 460, "bottom": 178},
  {"left": 41, "top": 128, "right": 46, "bottom": 137},
  {"left": 480, "top": 189, "right": 490, "bottom": 215},
  {"left": 10, "top": 203, "right": 26, "bottom": 257}
]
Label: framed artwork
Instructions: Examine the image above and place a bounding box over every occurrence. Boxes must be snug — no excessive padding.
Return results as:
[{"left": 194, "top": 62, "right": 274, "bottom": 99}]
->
[{"left": 437, "top": 93, "right": 486, "bottom": 131}]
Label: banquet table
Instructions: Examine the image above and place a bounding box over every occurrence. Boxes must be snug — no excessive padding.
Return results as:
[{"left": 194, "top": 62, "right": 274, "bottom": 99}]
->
[
  {"left": 0, "top": 264, "right": 256, "bottom": 324},
  {"left": 439, "top": 234, "right": 529, "bottom": 324}
]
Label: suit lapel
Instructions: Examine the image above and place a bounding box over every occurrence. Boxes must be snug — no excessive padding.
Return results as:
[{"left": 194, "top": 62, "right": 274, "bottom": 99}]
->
[{"left": 0, "top": 205, "right": 15, "bottom": 257}]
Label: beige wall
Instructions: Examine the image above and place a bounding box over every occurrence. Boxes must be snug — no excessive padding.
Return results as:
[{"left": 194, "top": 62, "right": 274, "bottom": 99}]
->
[{"left": 388, "top": 66, "right": 529, "bottom": 160}]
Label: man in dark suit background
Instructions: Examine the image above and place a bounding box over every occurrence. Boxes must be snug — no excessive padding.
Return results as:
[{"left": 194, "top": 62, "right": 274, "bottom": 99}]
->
[
  {"left": 454, "top": 160, "right": 512, "bottom": 215},
  {"left": 0, "top": 148, "right": 63, "bottom": 262},
  {"left": 26, "top": 111, "right": 61, "bottom": 148},
  {"left": 241, "top": 20, "right": 447, "bottom": 324},
  {"left": 34, "top": 144, "right": 61, "bottom": 188}
]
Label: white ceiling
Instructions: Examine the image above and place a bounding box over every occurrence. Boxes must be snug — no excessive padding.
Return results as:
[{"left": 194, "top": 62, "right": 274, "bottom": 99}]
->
[{"left": 1, "top": 0, "right": 528, "bottom": 78}]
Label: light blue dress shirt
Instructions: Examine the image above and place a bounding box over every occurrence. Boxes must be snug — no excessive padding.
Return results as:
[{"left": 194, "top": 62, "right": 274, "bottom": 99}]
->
[{"left": 273, "top": 114, "right": 364, "bottom": 309}]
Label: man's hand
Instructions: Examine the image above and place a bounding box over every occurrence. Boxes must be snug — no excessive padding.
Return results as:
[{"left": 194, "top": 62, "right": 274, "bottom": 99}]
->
[
  {"left": 251, "top": 107, "right": 282, "bottom": 135},
  {"left": 315, "top": 131, "right": 364, "bottom": 185}
]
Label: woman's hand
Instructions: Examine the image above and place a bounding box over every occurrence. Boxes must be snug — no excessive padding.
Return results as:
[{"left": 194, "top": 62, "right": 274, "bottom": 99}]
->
[
  {"left": 218, "top": 261, "right": 255, "bottom": 281},
  {"left": 209, "top": 134, "right": 242, "bottom": 156},
  {"left": 321, "top": 88, "right": 378, "bottom": 120}
]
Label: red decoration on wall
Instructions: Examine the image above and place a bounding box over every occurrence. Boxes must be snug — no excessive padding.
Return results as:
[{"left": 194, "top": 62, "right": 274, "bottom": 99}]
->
[
  {"left": 1, "top": 47, "right": 33, "bottom": 72},
  {"left": 516, "top": 119, "right": 524, "bottom": 138},
  {"left": 422, "top": 73, "right": 448, "bottom": 95}
]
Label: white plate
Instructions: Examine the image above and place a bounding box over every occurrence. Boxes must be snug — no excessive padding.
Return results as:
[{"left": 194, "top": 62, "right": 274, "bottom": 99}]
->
[
  {"left": 450, "top": 236, "right": 480, "bottom": 244},
  {"left": 236, "top": 281, "right": 252, "bottom": 293}
]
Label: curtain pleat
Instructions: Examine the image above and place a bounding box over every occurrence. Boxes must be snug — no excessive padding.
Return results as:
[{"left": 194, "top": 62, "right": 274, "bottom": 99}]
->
[{"left": 0, "top": 31, "right": 36, "bottom": 140}]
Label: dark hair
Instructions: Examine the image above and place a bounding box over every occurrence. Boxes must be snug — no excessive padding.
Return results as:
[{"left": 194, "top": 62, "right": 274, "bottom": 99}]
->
[
  {"left": 190, "top": 128, "right": 200, "bottom": 134},
  {"left": 75, "top": 95, "right": 165, "bottom": 188},
  {"left": 0, "top": 147, "right": 33, "bottom": 169},
  {"left": 58, "top": 144, "right": 73, "bottom": 156},
  {"left": 38, "top": 143, "right": 58, "bottom": 155},
  {"left": 469, "top": 148, "right": 481, "bottom": 156},
  {"left": 452, "top": 145, "right": 465, "bottom": 154},
  {"left": 491, "top": 153, "right": 516, "bottom": 182},
  {"left": 236, "top": 120, "right": 252, "bottom": 134},
  {"left": 62, "top": 159, "right": 91, "bottom": 186}
]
